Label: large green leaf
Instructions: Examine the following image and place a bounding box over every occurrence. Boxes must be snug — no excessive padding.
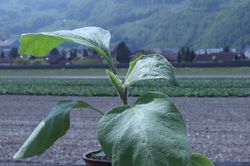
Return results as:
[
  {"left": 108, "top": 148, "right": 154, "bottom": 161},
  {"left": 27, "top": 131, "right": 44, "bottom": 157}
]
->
[
  {"left": 14, "top": 100, "right": 102, "bottom": 159},
  {"left": 189, "top": 153, "right": 214, "bottom": 166},
  {"left": 123, "top": 54, "right": 178, "bottom": 88},
  {"left": 19, "top": 26, "right": 116, "bottom": 74},
  {"left": 97, "top": 92, "right": 191, "bottom": 166}
]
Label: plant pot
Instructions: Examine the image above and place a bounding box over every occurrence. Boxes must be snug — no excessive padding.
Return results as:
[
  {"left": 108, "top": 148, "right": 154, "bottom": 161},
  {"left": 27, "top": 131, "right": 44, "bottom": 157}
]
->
[{"left": 83, "top": 149, "right": 112, "bottom": 166}]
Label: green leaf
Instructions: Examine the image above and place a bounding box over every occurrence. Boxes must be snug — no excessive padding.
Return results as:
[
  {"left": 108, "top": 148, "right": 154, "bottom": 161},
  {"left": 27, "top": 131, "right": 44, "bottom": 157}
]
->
[
  {"left": 14, "top": 100, "right": 102, "bottom": 159},
  {"left": 189, "top": 153, "right": 214, "bottom": 166},
  {"left": 97, "top": 92, "right": 191, "bottom": 166},
  {"left": 19, "top": 26, "right": 116, "bottom": 74},
  {"left": 123, "top": 54, "right": 178, "bottom": 88}
]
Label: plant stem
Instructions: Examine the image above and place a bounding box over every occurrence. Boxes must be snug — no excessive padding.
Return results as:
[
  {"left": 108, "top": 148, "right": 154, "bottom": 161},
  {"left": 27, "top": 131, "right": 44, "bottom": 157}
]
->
[
  {"left": 96, "top": 49, "right": 118, "bottom": 75},
  {"left": 105, "top": 51, "right": 118, "bottom": 75},
  {"left": 122, "top": 88, "right": 128, "bottom": 105},
  {"left": 109, "top": 62, "right": 117, "bottom": 75}
]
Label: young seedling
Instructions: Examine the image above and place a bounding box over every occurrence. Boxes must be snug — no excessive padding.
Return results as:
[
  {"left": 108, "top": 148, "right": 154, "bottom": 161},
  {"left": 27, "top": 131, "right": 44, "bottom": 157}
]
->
[{"left": 14, "top": 27, "right": 214, "bottom": 166}]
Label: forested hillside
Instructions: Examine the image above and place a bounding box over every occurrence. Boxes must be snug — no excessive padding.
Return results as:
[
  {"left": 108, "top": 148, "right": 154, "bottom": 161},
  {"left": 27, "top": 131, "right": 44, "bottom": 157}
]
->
[{"left": 0, "top": 0, "right": 249, "bottom": 50}]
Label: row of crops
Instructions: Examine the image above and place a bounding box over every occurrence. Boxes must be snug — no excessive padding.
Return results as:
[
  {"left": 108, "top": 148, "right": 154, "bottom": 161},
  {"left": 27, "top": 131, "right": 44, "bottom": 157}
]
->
[{"left": 0, "top": 78, "right": 250, "bottom": 97}]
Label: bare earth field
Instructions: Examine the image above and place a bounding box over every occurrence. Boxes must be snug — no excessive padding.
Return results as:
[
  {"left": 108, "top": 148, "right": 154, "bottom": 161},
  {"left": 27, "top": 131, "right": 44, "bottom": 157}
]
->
[{"left": 0, "top": 95, "right": 249, "bottom": 165}]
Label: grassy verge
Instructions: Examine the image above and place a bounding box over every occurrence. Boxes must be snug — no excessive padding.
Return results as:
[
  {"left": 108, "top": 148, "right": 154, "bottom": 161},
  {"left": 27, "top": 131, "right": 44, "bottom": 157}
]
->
[
  {"left": 0, "top": 69, "right": 113, "bottom": 75},
  {"left": 0, "top": 78, "right": 250, "bottom": 97},
  {"left": 0, "top": 67, "right": 250, "bottom": 75}
]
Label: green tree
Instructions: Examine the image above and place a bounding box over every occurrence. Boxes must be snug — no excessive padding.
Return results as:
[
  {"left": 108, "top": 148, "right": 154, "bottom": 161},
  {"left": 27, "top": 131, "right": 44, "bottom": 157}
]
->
[
  {"left": 190, "top": 49, "right": 196, "bottom": 62},
  {"left": 114, "top": 42, "right": 131, "bottom": 63},
  {"left": 178, "top": 47, "right": 196, "bottom": 63},
  {"left": 46, "top": 48, "right": 62, "bottom": 64},
  {"left": 50, "top": 48, "right": 60, "bottom": 56},
  {"left": 61, "top": 49, "right": 67, "bottom": 58},
  {"left": 82, "top": 49, "right": 88, "bottom": 57},
  {"left": 0, "top": 51, "right": 5, "bottom": 58},
  {"left": 223, "top": 46, "right": 230, "bottom": 53},
  {"left": 9, "top": 47, "right": 19, "bottom": 65},
  {"left": 69, "top": 49, "right": 77, "bottom": 59},
  {"left": 9, "top": 47, "right": 19, "bottom": 58}
]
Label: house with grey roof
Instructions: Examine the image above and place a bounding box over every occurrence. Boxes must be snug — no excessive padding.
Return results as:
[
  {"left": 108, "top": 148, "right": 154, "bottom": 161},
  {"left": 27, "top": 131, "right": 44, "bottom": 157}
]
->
[
  {"left": 193, "top": 52, "right": 245, "bottom": 63},
  {"left": 0, "top": 40, "right": 20, "bottom": 65},
  {"left": 151, "top": 48, "right": 179, "bottom": 62},
  {"left": 0, "top": 40, "right": 19, "bottom": 52}
]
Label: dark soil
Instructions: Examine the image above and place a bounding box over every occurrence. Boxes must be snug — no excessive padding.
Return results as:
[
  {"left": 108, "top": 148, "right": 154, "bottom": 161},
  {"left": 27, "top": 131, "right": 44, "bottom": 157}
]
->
[{"left": 0, "top": 95, "right": 249, "bottom": 164}]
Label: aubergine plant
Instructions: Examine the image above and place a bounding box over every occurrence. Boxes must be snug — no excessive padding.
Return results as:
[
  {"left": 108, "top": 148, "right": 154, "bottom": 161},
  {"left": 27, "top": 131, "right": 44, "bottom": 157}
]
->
[{"left": 14, "top": 27, "right": 214, "bottom": 166}]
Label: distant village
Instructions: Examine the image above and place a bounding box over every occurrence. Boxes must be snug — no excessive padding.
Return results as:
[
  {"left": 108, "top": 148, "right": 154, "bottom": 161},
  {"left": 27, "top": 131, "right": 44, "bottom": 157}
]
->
[{"left": 0, "top": 39, "right": 249, "bottom": 66}]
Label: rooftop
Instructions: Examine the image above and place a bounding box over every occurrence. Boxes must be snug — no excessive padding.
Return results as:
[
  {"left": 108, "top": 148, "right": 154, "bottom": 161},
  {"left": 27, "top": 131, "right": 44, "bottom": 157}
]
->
[{"left": 0, "top": 40, "right": 18, "bottom": 47}]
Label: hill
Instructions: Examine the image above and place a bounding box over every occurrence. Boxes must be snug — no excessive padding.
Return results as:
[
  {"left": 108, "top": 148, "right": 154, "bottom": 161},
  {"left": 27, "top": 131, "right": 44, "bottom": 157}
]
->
[{"left": 0, "top": 0, "right": 249, "bottom": 50}]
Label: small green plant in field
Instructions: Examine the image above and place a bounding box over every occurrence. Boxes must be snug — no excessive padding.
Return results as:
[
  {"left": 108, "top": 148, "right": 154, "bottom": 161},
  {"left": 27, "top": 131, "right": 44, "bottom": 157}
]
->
[{"left": 14, "top": 27, "right": 214, "bottom": 166}]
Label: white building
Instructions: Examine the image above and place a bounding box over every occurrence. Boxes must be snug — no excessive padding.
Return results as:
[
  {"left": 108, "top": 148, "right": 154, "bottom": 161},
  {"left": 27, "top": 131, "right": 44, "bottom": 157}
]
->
[
  {"left": 244, "top": 48, "right": 250, "bottom": 59},
  {"left": 196, "top": 48, "right": 224, "bottom": 55},
  {"left": 195, "top": 49, "right": 206, "bottom": 55},
  {"left": 206, "top": 48, "right": 224, "bottom": 54},
  {"left": 230, "top": 48, "right": 237, "bottom": 53}
]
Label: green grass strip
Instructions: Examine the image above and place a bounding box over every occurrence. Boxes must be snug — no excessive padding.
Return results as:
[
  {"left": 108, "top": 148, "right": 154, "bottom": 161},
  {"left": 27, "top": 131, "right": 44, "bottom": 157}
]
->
[
  {"left": 0, "top": 78, "right": 250, "bottom": 97},
  {"left": 0, "top": 67, "right": 250, "bottom": 75}
]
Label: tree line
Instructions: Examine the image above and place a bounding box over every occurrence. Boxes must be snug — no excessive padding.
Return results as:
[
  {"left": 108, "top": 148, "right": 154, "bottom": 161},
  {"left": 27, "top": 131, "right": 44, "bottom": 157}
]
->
[{"left": 0, "top": 42, "right": 246, "bottom": 65}]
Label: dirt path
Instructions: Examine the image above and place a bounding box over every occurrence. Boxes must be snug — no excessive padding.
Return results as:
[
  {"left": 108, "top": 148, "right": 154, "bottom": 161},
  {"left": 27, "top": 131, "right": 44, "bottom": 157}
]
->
[{"left": 0, "top": 95, "right": 249, "bottom": 164}]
